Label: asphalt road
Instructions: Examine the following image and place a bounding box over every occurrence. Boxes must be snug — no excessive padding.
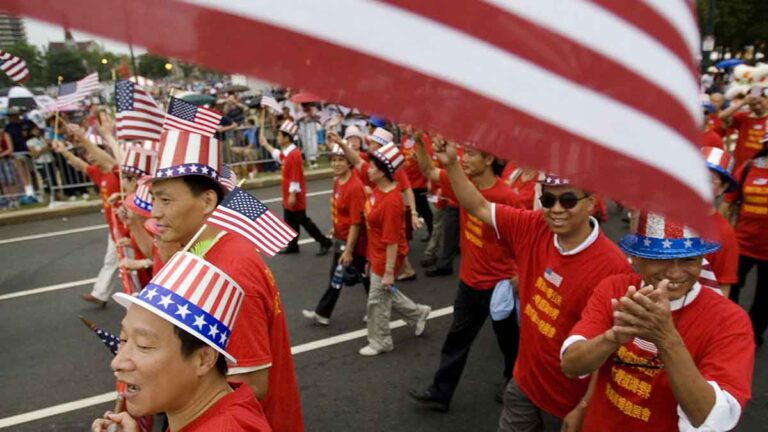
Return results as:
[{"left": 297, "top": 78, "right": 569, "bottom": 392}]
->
[{"left": 0, "top": 177, "right": 765, "bottom": 431}]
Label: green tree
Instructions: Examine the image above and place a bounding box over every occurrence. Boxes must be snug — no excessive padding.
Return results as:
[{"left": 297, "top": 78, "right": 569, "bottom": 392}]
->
[
  {"left": 137, "top": 53, "right": 171, "bottom": 79},
  {"left": 697, "top": 0, "right": 768, "bottom": 51},
  {"left": 45, "top": 49, "right": 87, "bottom": 84},
  {"left": 0, "top": 41, "right": 46, "bottom": 87}
]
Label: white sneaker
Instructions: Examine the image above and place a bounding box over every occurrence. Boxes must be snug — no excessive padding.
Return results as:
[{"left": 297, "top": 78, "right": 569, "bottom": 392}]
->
[
  {"left": 301, "top": 309, "right": 330, "bottom": 326},
  {"left": 415, "top": 305, "right": 431, "bottom": 336},
  {"left": 359, "top": 345, "right": 392, "bottom": 356}
]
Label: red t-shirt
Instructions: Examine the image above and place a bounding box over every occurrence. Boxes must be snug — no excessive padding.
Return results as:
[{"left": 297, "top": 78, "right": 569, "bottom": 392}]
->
[
  {"left": 730, "top": 112, "right": 768, "bottom": 169},
  {"left": 400, "top": 134, "right": 432, "bottom": 189},
  {"left": 365, "top": 187, "right": 408, "bottom": 275},
  {"left": 204, "top": 234, "right": 303, "bottom": 432},
  {"left": 705, "top": 212, "right": 739, "bottom": 284},
  {"left": 439, "top": 170, "right": 518, "bottom": 289},
  {"left": 356, "top": 158, "right": 410, "bottom": 192},
  {"left": 331, "top": 174, "right": 366, "bottom": 241},
  {"left": 726, "top": 159, "right": 768, "bottom": 260},
  {"left": 177, "top": 382, "right": 271, "bottom": 432},
  {"left": 570, "top": 274, "right": 754, "bottom": 431},
  {"left": 707, "top": 114, "right": 725, "bottom": 137},
  {"left": 86, "top": 164, "right": 122, "bottom": 236},
  {"left": 492, "top": 205, "right": 632, "bottom": 418},
  {"left": 700, "top": 129, "right": 724, "bottom": 149},
  {"left": 279, "top": 145, "right": 306, "bottom": 211}
]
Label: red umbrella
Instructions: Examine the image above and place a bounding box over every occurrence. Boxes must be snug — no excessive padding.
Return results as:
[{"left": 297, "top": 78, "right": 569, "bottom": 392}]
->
[{"left": 290, "top": 92, "right": 322, "bottom": 103}]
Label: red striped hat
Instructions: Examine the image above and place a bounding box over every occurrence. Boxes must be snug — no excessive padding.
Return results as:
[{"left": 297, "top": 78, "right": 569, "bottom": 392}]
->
[
  {"left": 701, "top": 146, "right": 737, "bottom": 192},
  {"left": 153, "top": 130, "right": 221, "bottom": 181},
  {"left": 120, "top": 144, "right": 157, "bottom": 177},
  {"left": 279, "top": 120, "right": 299, "bottom": 137},
  {"left": 370, "top": 142, "right": 404, "bottom": 175},
  {"left": 539, "top": 173, "right": 571, "bottom": 186},
  {"left": 619, "top": 211, "right": 720, "bottom": 259},
  {"left": 368, "top": 127, "right": 393, "bottom": 147},
  {"left": 126, "top": 177, "right": 153, "bottom": 217},
  {"left": 114, "top": 252, "right": 244, "bottom": 363}
]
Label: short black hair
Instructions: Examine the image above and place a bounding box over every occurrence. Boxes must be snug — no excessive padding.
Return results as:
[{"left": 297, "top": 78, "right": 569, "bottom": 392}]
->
[
  {"left": 181, "top": 175, "right": 224, "bottom": 204},
  {"left": 370, "top": 155, "right": 394, "bottom": 182},
  {"left": 277, "top": 130, "right": 293, "bottom": 142},
  {"left": 174, "top": 325, "right": 228, "bottom": 376}
]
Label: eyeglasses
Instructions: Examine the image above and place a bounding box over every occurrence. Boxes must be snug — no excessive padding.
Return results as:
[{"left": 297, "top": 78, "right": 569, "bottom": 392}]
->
[{"left": 539, "top": 192, "right": 589, "bottom": 209}]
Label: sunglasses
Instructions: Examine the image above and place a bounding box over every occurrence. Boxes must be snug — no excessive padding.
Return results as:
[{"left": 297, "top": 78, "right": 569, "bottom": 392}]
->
[{"left": 539, "top": 192, "right": 589, "bottom": 209}]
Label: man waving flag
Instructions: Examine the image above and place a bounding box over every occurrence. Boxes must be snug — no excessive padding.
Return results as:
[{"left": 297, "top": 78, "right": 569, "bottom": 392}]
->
[{"left": 6, "top": 0, "right": 714, "bottom": 235}]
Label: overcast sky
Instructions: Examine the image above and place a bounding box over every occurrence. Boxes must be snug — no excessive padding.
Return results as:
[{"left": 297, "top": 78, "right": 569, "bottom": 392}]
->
[{"left": 24, "top": 16, "right": 146, "bottom": 55}]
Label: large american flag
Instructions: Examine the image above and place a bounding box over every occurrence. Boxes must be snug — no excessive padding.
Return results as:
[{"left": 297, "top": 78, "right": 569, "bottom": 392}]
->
[
  {"left": 55, "top": 72, "right": 100, "bottom": 109},
  {"left": 206, "top": 187, "right": 297, "bottom": 256},
  {"left": 163, "top": 96, "right": 222, "bottom": 137},
  {"left": 0, "top": 50, "right": 29, "bottom": 83},
  {"left": 115, "top": 80, "right": 165, "bottom": 141},
  {"left": 6, "top": 1, "right": 715, "bottom": 235}
]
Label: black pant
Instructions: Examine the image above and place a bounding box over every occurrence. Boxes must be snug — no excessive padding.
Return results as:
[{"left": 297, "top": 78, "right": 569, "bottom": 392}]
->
[
  {"left": 729, "top": 254, "right": 768, "bottom": 343},
  {"left": 283, "top": 208, "right": 331, "bottom": 251},
  {"left": 412, "top": 187, "right": 434, "bottom": 236},
  {"left": 315, "top": 240, "right": 370, "bottom": 318},
  {"left": 436, "top": 206, "right": 460, "bottom": 270},
  {"left": 430, "top": 281, "right": 520, "bottom": 403}
]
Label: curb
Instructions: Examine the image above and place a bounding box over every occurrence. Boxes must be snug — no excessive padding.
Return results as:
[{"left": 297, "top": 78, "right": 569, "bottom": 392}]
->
[{"left": 0, "top": 168, "right": 335, "bottom": 226}]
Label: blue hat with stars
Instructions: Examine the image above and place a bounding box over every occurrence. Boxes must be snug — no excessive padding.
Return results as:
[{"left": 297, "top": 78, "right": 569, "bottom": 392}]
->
[
  {"left": 113, "top": 252, "right": 244, "bottom": 363},
  {"left": 619, "top": 212, "right": 720, "bottom": 259}
]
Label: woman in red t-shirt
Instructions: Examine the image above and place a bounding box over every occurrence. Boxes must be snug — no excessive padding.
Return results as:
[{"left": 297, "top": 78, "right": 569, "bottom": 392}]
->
[
  {"left": 349, "top": 141, "right": 431, "bottom": 356},
  {"left": 724, "top": 140, "right": 768, "bottom": 347},
  {"left": 302, "top": 144, "right": 370, "bottom": 325}
]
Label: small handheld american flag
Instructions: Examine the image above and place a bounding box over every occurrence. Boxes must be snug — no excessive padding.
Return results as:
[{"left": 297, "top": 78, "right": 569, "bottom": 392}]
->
[
  {"left": 206, "top": 187, "right": 297, "bottom": 256},
  {"left": 219, "top": 164, "right": 238, "bottom": 192},
  {"left": 79, "top": 316, "right": 120, "bottom": 355},
  {"left": 163, "top": 96, "right": 222, "bottom": 137},
  {"left": 115, "top": 80, "right": 165, "bottom": 141},
  {"left": 0, "top": 50, "right": 29, "bottom": 83},
  {"left": 260, "top": 91, "right": 281, "bottom": 114},
  {"left": 56, "top": 72, "right": 100, "bottom": 110}
]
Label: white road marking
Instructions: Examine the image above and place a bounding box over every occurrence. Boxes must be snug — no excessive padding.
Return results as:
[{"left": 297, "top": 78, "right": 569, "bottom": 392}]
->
[
  {"left": 0, "top": 239, "right": 318, "bottom": 302},
  {"left": 0, "top": 190, "right": 333, "bottom": 245},
  {"left": 0, "top": 306, "right": 453, "bottom": 428}
]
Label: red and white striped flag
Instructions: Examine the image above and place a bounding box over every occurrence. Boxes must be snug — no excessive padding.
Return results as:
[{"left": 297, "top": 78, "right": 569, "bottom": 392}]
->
[
  {"left": 115, "top": 80, "right": 165, "bottom": 141},
  {"left": 7, "top": 0, "right": 714, "bottom": 235},
  {"left": 0, "top": 50, "right": 29, "bottom": 83},
  {"left": 206, "top": 187, "right": 297, "bottom": 256},
  {"left": 163, "top": 96, "right": 222, "bottom": 137},
  {"left": 56, "top": 72, "right": 100, "bottom": 109}
]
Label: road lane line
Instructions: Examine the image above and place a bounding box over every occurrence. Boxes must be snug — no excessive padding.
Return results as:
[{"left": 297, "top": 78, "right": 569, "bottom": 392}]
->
[
  {"left": 0, "top": 239, "right": 317, "bottom": 301},
  {"left": 0, "top": 190, "right": 332, "bottom": 245},
  {"left": 0, "top": 306, "right": 453, "bottom": 428}
]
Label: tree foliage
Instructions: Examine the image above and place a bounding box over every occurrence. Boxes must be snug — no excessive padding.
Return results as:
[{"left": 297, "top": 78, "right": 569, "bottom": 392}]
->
[
  {"left": 697, "top": 0, "right": 768, "bottom": 51},
  {"left": 137, "top": 53, "right": 171, "bottom": 79}
]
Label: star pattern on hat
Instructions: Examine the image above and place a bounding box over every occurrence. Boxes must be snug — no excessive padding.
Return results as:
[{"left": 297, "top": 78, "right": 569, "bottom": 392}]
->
[
  {"left": 192, "top": 314, "right": 207, "bottom": 330},
  {"left": 661, "top": 239, "right": 672, "bottom": 249},
  {"left": 683, "top": 239, "right": 693, "bottom": 248},
  {"left": 143, "top": 287, "right": 158, "bottom": 301},
  {"left": 158, "top": 294, "right": 174, "bottom": 309},
  {"left": 208, "top": 323, "right": 220, "bottom": 338},
  {"left": 175, "top": 303, "right": 190, "bottom": 320},
  {"left": 220, "top": 332, "right": 228, "bottom": 344},
  {"left": 643, "top": 238, "right": 652, "bottom": 247},
  {"left": 189, "top": 165, "right": 199, "bottom": 173}
]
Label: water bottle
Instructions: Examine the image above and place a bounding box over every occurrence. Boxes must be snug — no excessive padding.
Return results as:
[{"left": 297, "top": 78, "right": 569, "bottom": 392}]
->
[{"left": 331, "top": 264, "right": 344, "bottom": 290}]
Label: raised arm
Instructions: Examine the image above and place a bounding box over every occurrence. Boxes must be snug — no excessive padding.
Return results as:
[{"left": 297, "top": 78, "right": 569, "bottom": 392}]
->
[
  {"left": 258, "top": 135, "right": 281, "bottom": 161},
  {"left": 414, "top": 133, "right": 440, "bottom": 182},
  {"left": 67, "top": 124, "right": 116, "bottom": 172},
  {"left": 328, "top": 131, "right": 364, "bottom": 171},
  {"left": 718, "top": 97, "right": 748, "bottom": 120},
  {"left": 51, "top": 140, "right": 89, "bottom": 173},
  {"left": 434, "top": 140, "right": 492, "bottom": 225}
]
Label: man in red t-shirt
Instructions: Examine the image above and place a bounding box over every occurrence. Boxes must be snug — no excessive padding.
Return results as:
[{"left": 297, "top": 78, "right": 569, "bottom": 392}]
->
[
  {"left": 561, "top": 212, "right": 754, "bottom": 432},
  {"left": 701, "top": 147, "right": 739, "bottom": 297},
  {"left": 409, "top": 136, "right": 520, "bottom": 412},
  {"left": 52, "top": 124, "right": 122, "bottom": 307},
  {"left": 302, "top": 144, "right": 369, "bottom": 325},
  {"left": 91, "top": 253, "right": 270, "bottom": 432},
  {"left": 719, "top": 86, "right": 768, "bottom": 168},
  {"left": 150, "top": 130, "right": 303, "bottom": 431},
  {"left": 434, "top": 140, "right": 631, "bottom": 431},
  {"left": 260, "top": 120, "right": 332, "bottom": 255}
]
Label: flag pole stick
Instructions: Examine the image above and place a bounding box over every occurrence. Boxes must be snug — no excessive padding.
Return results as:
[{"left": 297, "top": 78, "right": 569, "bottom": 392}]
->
[
  {"left": 179, "top": 178, "right": 246, "bottom": 254},
  {"left": 259, "top": 106, "right": 266, "bottom": 140},
  {"left": 53, "top": 76, "right": 63, "bottom": 142}
]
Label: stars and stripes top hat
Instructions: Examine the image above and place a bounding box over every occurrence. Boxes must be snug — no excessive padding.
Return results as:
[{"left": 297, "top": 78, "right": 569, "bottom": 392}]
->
[
  {"left": 343, "top": 125, "right": 365, "bottom": 141},
  {"left": 126, "top": 177, "right": 153, "bottom": 218},
  {"left": 120, "top": 144, "right": 157, "bottom": 177},
  {"left": 329, "top": 144, "right": 346, "bottom": 158},
  {"left": 153, "top": 130, "right": 221, "bottom": 182},
  {"left": 619, "top": 211, "right": 720, "bottom": 259},
  {"left": 370, "top": 142, "right": 405, "bottom": 176},
  {"left": 113, "top": 252, "right": 244, "bottom": 363},
  {"left": 539, "top": 173, "right": 571, "bottom": 186},
  {"left": 368, "top": 127, "right": 393, "bottom": 147},
  {"left": 701, "top": 146, "right": 737, "bottom": 192},
  {"left": 279, "top": 120, "right": 299, "bottom": 137}
]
